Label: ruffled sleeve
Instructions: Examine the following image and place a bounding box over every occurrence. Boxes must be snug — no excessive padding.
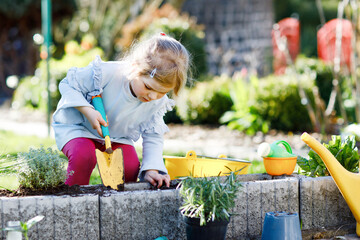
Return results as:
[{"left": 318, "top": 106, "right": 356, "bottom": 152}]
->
[
  {"left": 140, "top": 98, "right": 175, "bottom": 135},
  {"left": 65, "top": 55, "right": 103, "bottom": 102},
  {"left": 138, "top": 97, "right": 175, "bottom": 180},
  {"left": 52, "top": 56, "right": 104, "bottom": 124}
]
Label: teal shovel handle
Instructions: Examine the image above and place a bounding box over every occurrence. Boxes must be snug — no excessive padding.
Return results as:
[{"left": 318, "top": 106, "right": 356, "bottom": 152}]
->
[{"left": 91, "top": 95, "right": 110, "bottom": 137}]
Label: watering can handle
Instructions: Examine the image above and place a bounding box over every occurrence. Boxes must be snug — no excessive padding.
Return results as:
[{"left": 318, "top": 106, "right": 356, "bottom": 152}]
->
[{"left": 274, "top": 140, "right": 293, "bottom": 154}]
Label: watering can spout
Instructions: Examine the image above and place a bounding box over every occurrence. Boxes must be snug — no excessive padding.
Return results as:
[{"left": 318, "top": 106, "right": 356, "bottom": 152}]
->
[{"left": 301, "top": 132, "right": 360, "bottom": 237}]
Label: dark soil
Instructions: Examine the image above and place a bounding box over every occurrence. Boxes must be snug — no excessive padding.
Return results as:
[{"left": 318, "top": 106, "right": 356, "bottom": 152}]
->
[
  {"left": 0, "top": 184, "right": 110, "bottom": 197},
  {"left": 0, "top": 181, "right": 180, "bottom": 198}
]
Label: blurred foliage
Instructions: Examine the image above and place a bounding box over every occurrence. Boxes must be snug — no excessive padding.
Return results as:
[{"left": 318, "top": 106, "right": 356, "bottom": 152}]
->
[
  {"left": 220, "top": 74, "right": 270, "bottom": 136},
  {"left": 221, "top": 67, "right": 315, "bottom": 134},
  {"left": 9, "top": 1, "right": 207, "bottom": 115},
  {"left": 295, "top": 56, "right": 356, "bottom": 122},
  {"left": 51, "top": 1, "right": 191, "bottom": 61},
  {"left": 119, "top": 3, "right": 207, "bottom": 78},
  {"left": 0, "top": 0, "right": 37, "bottom": 18},
  {"left": 12, "top": 38, "right": 104, "bottom": 112},
  {"left": 274, "top": 0, "right": 339, "bottom": 57},
  {"left": 176, "top": 75, "right": 233, "bottom": 125}
]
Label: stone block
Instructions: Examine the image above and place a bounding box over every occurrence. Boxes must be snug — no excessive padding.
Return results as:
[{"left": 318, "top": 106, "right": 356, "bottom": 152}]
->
[
  {"left": 86, "top": 195, "right": 100, "bottom": 240},
  {"left": 299, "top": 177, "right": 314, "bottom": 230},
  {"left": 326, "top": 178, "right": 341, "bottom": 227},
  {"left": 54, "top": 196, "right": 71, "bottom": 240},
  {"left": 71, "top": 195, "right": 99, "bottom": 240},
  {"left": 19, "top": 197, "right": 37, "bottom": 239},
  {"left": 139, "top": 190, "right": 162, "bottom": 239},
  {"left": 160, "top": 189, "right": 184, "bottom": 239},
  {"left": 1, "top": 198, "right": 19, "bottom": 240},
  {"left": 100, "top": 195, "right": 116, "bottom": 240},
  {"left": 0, "top": 199, "right": 2, "bottom": 240},
  {"left": 288, "top": 179, "right": 299, "bottom": 213},
  {"left": 261, "top": 180, "right": 276, "bottom": 218},
  {"left": 2, "top": 197, "right": 19, "bottom": 222},
  {"left": 36, "top": 196, "right": 54, "bottom": 240},
  {"left": 247, "top": 181, "right": 262, "bottom": 237},
  {"left": 229, "top": 184, "right": 247, "bottom": 239},
  {"left": 128, "top": 191, "right": 148, "bottom": 240},
  {"left": 299, "top": 176, "right": 356, "bottom": 231},
  {"left": 274, "top": 178, "right": 299, "bottom": 213}
]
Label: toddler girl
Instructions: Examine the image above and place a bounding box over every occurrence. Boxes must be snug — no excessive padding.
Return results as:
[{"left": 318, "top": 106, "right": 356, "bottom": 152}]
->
[{"left": 52, "top": 33, "right": 190, "bottom": 188}]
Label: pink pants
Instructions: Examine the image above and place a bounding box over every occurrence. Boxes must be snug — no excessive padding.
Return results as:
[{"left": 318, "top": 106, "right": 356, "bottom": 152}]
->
[{"left": 62, "top": 137, "right": 140, "bottom": 186}]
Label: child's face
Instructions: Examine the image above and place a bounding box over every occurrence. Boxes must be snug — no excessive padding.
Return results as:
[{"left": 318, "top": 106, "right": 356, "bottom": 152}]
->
[{"left": 130, "top": 75, "right": 173, "bottom": 102}]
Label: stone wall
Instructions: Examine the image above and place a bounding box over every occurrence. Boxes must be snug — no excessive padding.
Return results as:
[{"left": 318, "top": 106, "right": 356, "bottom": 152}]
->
[
  {"left": 182, "top": 0, "right": 274, "bottom": 76},
  {"left": 0, "top": 175, "right": 356, "bottom": 240}
]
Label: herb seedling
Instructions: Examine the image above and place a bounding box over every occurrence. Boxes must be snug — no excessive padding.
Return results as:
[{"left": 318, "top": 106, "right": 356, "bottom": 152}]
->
[
  {"left": 2, "top": 215, "right": 44, "bottom": 240},
  {"left": 178, "top": 170, "right": 243, "bottom": 226}
]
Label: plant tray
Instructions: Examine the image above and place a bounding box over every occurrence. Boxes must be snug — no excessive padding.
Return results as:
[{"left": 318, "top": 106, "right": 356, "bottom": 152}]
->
[{"left": 164, "top": 150, "right": 251, "bottom": 180}]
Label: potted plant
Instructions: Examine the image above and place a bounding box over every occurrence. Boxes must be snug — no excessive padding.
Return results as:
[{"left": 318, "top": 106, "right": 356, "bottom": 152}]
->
[{"left": 177, "top": 170, "right": 243, "bottom": 240}]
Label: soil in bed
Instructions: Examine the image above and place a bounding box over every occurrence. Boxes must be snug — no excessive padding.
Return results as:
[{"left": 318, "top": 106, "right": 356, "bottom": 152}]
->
[{"left": 0, "top": 181, "right": 180, "bottom": 197}]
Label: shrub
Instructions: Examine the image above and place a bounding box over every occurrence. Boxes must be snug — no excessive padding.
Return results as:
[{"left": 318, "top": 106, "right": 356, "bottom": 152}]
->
[
  {"left": 220, "top": 75, "right": 270, "bottom": 135},
  {"left": 221, "top": 72, "right": 314, "bottom": 134},
  {"left": 16, "top": 146, "right": 69, "bottom": 190},
  {"left": 254, "top": 73, "right": 314, "bottom": 132},
  {"left": 176, "top": 75, "right": 233, "bottom": 124}
]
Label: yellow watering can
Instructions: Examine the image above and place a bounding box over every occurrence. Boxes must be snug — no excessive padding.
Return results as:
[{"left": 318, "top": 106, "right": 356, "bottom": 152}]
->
[{"left": 301, "top": 132, "right": 360, "bottom": 236}]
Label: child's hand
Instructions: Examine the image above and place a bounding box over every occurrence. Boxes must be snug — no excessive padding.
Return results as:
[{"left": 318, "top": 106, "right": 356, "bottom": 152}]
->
[
  {"left": 144, "top": 170, "right": 170, "bottom": 188},
  {"left": 76, "top": 106, "right": 108, "bottom": 137}
]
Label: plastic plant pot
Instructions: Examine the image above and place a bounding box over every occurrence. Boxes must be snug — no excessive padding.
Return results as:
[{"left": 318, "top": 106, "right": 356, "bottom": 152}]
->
[
  {"left": 261, "top": 211, "right": 302, "bottom": 240},
  {"left": 263, "top": 156, "right": 297, "bottom": 176},
  {"left": 183, "top": 216, "right": 230, "bottom": 240}
]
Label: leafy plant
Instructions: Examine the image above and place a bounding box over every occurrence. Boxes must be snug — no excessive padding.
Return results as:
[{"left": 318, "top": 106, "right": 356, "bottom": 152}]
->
[
  {"left": 176, "top": 75, "right": 233, "bottom": 124},
  {"left": 297, "top": 135, "right": 359, "bottom": 177},
  {"left": 16, "top": 146, "right": 70, "bottom": 190},
  {"left": 220, "top": 74, "right": 269, "bottom": 135},
  {"left": 178, "top": 170, "right": 242, "bottom": 226},
  {"left": 2, "top": 215, "right": 44, "bottom": 240}
]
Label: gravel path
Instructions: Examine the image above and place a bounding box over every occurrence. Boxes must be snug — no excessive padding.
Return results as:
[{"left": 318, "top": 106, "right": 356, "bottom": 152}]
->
[{"left": 163, "top": 124, "right": 316, "bottom": 160}]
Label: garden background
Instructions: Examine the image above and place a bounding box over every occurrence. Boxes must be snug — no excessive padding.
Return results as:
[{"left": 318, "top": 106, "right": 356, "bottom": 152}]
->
[{"left": 1, "top": 0, "right": 360, "bottom": 189}]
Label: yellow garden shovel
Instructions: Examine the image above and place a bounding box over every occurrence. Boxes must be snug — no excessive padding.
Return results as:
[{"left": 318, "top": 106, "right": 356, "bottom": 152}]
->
[{"left": 92, "top": 95, "right": 124, "bottom": 190}]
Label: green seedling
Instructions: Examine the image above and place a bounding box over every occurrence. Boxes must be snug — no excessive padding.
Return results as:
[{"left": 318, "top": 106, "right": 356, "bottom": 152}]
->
[{"left": 2, "top": 215, "right": 44, "bottom": 240}]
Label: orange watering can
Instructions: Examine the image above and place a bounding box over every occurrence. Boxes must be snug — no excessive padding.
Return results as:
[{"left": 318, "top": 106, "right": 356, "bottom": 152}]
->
[{"left": 301, "top": 132, "right": 360, "bottom": 236}]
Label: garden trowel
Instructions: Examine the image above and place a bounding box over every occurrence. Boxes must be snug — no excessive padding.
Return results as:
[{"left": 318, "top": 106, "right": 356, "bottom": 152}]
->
[{"left": 92, "top": 95, "right": 124, "bottom": 190}]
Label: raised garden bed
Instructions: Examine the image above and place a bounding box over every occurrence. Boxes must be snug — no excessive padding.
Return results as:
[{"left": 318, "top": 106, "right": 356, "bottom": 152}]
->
[{"left": 0, "top": 174, "right": 356, "bottom": 240}]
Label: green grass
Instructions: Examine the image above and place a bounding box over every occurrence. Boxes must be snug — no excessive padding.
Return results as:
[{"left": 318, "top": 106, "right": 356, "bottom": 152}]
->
[
  {"left": 248, "top": 160, "right": 266, "bottom": 174},
  {"left": 0, "top": 130, "right": 57, "bottom": 157},
  {"left": 0, "top": 130, "right": 102, "bottom": 189}
]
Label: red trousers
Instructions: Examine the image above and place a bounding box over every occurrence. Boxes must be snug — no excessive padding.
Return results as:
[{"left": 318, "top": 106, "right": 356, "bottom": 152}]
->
[{"left": 62, "top": 137, "right": 140, "bottom": 186}]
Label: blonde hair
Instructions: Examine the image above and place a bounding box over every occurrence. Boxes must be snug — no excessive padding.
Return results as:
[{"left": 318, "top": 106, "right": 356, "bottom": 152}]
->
[{"left": 123, "top": 34, "right": 191, "bottom": 96}]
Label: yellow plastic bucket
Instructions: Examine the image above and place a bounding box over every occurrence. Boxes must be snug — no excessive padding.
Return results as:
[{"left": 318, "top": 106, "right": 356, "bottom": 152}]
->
[{"left": 164, "top": 150, "right": 251, "bottom": 180}]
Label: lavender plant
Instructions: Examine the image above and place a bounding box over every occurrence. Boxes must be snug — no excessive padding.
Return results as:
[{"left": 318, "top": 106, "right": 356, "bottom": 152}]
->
[
  {"left": 178, "top": 170, "right": 243, "bottom": 226},
  {"left": 17, "top": 146, "right": 69, "bottom": 190}
]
